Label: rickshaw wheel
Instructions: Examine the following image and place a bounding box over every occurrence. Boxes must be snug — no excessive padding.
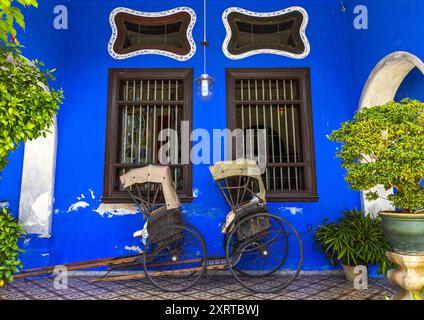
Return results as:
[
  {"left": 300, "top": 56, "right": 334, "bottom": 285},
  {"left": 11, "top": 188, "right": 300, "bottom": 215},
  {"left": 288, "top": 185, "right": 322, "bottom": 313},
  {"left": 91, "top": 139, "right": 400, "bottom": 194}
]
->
[
  {"left": 224, "top": 216, "right": 289, "bottom": 278},
  {"left": 225, "top": 213, "right": 303, "bottom": 293},
  {"left": 143, "top": 224, "right": 207, "bottom": 292}
]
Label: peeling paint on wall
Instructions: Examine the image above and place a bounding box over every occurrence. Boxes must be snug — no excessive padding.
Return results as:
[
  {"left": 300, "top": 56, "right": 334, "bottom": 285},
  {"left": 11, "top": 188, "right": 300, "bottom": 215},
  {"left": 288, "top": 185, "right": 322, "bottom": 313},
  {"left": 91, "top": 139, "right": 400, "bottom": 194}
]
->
[
  {"left": 93, "top": 203, "right": 139, "bottom": 218},
  {"left": 67, "top": 201, "right": 90, "bottom": 213},
  {"left": 280, "top": 207, "right": 304, "bottom": 215},
  {"left": 193, "top": 188, "right": 200, "bottom": 198},
  {"left": 26, "top": 192, "right": 51, "bottom": 230},
  {"left": 0, "top": 201, "right": 9, "bottom": 210},
  {"left": 124, "top": 245, "right": 143, "bottom": 254},
  {"left": 182, "top": 206, "right": 225, "bottom": 218}
]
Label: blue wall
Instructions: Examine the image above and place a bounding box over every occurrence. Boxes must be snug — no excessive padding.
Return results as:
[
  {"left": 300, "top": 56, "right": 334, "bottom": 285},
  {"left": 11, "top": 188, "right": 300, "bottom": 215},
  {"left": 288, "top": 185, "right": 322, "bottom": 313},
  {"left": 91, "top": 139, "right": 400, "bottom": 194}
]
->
[
  {"left": 1, "top": 0, "right": 422, "bottom": 272},
  {"left": 346, "top": 0, "right": 424, "bottom": 106}
]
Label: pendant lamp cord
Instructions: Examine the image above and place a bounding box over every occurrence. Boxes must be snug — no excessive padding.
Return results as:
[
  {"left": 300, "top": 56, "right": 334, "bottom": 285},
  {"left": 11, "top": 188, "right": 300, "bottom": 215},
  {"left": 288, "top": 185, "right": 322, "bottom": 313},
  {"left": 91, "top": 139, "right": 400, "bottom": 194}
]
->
[{"left": 203, "top": 0, "right": 207, "bottom": 75}]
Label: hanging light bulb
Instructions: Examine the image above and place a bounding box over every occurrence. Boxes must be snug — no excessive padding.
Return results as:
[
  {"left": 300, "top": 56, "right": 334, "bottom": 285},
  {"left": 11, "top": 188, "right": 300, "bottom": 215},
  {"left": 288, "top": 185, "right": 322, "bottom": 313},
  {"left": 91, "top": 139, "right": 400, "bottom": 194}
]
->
[
  {"left": 196, "top": 0, "right": 214, "bottom": 101},
  {"left": 196, "top": 73, "right": 215, "bottom": 101}
]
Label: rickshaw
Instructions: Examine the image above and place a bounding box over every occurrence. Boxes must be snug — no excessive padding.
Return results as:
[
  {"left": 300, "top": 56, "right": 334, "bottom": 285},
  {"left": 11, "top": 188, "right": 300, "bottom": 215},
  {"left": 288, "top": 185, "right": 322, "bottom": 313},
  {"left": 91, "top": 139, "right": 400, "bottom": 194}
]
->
[
  {"left": 16, "top": 165, "right": 210, "bottom": 292},
  {"left": 209, "top": 159, "right": 304, "bottom": 293},
  {"left": 16, "top": 162, "right": 302, "bottom": 294}
]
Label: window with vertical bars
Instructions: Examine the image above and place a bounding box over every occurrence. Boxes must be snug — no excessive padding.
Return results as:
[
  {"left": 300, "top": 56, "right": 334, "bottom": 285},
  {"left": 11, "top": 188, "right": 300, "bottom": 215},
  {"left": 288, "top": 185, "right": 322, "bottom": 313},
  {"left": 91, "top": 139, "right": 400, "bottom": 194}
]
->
[
  {"left": 103, "top": 69, "right": 193, "bottom": 203},
  {"left": 227, "top": 68, "right": 318, "bottom": 202}
]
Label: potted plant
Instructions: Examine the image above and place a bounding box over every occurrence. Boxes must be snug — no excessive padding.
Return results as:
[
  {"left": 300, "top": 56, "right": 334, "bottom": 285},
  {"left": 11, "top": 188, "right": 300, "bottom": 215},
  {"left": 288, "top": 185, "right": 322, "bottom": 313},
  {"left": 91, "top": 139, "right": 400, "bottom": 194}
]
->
[
  {"left": 329, "top": 99, "right": 424, "bottom": 253},
  {"left": 315, "top": 209, "right": 391, "bottom": 281}
]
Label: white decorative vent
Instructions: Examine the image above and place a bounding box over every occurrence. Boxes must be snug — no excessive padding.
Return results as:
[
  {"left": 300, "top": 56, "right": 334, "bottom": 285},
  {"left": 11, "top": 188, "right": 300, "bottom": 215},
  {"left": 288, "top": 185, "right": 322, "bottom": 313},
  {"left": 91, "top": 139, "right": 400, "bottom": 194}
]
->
[
  {"left": 108, "top": 7, "right": 196, "bottom": 61},
  {"left": 222, "top": 7, "right": 310, "bottom": 60}
]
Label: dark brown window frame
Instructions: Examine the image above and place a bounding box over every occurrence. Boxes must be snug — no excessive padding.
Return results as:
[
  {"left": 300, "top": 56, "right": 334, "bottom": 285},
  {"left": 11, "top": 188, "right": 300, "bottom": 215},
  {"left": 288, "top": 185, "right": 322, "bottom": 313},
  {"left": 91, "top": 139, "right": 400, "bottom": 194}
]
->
[
  {"left": 103, "top": 68, "right": 193, "bottom": 204},
  {"left": 226, "top": 68, "right": 318, "bottom": 202},
  {"left": 112, "top": 11, "right": 193, "bottom": 56}
]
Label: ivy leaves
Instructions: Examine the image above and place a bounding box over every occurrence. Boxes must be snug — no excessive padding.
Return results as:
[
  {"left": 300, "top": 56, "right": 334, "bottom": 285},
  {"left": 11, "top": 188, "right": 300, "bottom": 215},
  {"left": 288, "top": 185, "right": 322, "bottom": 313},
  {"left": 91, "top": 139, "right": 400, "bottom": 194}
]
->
[
  {"left": 329, "top": 100, "right": 424, "bottom": 212},
  {"left": 0, "top": 45, "right": 63, "bottom": 172},
  {"left": 0, "top": 208, "right": 25, "bottom": 285}
]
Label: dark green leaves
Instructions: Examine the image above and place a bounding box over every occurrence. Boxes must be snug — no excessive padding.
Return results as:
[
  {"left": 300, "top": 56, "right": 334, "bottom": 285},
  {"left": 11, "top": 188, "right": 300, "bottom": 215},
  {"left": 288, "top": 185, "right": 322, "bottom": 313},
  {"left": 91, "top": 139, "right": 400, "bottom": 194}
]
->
[{"left": 315, "top": 209, "right": 392, "bottom": 274}]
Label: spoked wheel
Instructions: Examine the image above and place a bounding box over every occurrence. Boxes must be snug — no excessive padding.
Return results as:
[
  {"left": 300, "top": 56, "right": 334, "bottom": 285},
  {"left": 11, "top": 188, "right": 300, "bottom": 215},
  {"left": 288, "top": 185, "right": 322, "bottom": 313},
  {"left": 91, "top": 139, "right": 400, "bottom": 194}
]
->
[
  {"left": 143, "top": 224, "right": 207, "bottom": 292},
  {"left": 225, "top": 213, "right": 303, "bottom": 293}
]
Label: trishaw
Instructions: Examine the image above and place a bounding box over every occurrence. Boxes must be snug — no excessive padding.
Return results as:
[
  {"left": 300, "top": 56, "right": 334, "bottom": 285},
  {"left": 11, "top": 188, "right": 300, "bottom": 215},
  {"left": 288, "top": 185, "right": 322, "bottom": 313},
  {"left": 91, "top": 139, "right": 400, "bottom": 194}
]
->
[
  {"left": 16, "top": 160, "right": 303, "bottom": 293},
  {"left": 210, "top": 159, "right": 303, "bottom": 293}
]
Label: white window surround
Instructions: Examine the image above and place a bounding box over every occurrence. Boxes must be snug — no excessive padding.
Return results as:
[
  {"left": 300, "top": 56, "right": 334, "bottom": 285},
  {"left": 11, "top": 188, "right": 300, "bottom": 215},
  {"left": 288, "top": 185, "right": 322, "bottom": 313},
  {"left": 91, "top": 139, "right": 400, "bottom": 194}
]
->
[
  {"left": 222, "top": 6, "right": 310, "bottom": 60},
  {"left": 358, "top": 51, "right": 424, "bottom": 216},
  {"left": 108, "top": 6, "right": 197, "bottom": 61}
]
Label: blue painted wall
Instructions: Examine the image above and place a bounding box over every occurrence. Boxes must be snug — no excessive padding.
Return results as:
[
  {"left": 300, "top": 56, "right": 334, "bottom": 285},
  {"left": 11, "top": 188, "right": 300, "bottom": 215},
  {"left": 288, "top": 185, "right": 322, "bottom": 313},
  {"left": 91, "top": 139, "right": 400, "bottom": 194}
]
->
[
  {"left": 1, "top": 0, "right": 422, "bottom": 272},
  {"left": 346, "top": 0, "right": 424, "bottom": 105}
]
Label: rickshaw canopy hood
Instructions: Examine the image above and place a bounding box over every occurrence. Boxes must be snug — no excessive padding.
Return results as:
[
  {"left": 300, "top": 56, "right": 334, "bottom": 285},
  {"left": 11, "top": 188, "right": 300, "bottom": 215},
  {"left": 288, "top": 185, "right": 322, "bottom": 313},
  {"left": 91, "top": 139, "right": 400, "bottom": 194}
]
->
[
  {"left": 209, "top": 159, "right": 266, "bottom": 203},
  {"left": 120, "top": 165, "right": 181, "bottom": 210}
]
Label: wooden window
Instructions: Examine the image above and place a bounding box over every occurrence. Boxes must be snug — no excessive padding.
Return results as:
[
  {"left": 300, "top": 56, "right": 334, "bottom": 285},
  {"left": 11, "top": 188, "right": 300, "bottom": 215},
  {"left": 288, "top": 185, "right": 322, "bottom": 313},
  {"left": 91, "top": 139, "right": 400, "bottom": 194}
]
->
[
  {"left": 226, "top": 68, "right": 318, "bottom": 202},
  {"left": 222, "top": 7, "right": 310, "bottom": 60},
  {"left": 109, "top": 7, "right": 196, "bottom": 61},
  {"left": 103, "top": 69, "right": 193, "bottom": 203}
]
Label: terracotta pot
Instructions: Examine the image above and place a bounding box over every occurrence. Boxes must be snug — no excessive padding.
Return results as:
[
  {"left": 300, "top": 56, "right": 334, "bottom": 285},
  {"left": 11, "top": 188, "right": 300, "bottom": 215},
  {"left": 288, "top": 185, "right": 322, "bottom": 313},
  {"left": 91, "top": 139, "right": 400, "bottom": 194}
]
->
[{"left": 380, "top": 211, "right": 424, "bottom": 254}]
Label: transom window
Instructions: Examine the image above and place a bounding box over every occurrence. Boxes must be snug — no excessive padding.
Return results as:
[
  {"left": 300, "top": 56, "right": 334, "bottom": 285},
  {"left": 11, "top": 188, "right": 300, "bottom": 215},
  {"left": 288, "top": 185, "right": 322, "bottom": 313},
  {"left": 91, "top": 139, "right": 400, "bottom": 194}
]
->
[
  {"left": 226, "top": 68, "right": 317, "bottom": 202},
  {"left": 103, "top": 69, "right": 193, "bottom": 203}
]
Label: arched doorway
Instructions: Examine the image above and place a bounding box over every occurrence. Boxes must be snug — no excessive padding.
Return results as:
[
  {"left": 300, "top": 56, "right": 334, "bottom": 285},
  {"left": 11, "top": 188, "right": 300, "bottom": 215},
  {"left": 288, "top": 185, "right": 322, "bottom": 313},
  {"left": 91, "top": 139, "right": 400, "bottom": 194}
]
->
[{"left": 358, "top": 51, "right": 424, "bottom": 215}]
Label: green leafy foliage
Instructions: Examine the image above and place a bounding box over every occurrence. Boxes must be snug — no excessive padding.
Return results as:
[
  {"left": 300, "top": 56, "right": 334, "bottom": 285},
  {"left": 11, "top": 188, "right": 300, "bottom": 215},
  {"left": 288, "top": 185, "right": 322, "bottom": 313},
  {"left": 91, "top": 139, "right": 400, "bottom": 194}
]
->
[
  {"left": 0, "top": 0, "right": 38, "bottom": 42},
  {"left": 0, "top": 208, "right": 25, "bottom": 286},
  {"left": 329, "top": 100, "right": 424, "bottom": 212},
  {"left": 315, "top": 209, "right": 392, "bottom": 274},
  {"left": 412, "top": 288, "right": 424, "bottom": 300},
  {"left": 0, "top": 44, "right": 63, "bottom": 172}
]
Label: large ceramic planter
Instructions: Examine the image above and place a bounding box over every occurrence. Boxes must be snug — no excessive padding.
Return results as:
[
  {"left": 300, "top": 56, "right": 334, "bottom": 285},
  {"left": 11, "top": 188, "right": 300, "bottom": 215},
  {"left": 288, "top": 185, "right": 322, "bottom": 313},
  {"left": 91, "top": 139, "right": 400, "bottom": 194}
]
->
[{"left": 379, "top": 212, "right": 424, "bottom": 254}]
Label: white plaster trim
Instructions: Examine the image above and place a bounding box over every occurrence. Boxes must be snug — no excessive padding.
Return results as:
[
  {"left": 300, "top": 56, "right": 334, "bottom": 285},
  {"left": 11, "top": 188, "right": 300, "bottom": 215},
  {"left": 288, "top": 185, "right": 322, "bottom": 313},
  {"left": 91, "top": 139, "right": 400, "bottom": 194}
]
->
[
  {"left": 222, "top": 6, "right": 310, "bottom": 60},
  {"left": 108, "top": 7, "right": 197, "bottom": 61},
  {"left": 19, "top": 117, "right": 57, "bottom": 238},
  {"left": 358, "top": 51, "right": 424, "bottom": 216}
]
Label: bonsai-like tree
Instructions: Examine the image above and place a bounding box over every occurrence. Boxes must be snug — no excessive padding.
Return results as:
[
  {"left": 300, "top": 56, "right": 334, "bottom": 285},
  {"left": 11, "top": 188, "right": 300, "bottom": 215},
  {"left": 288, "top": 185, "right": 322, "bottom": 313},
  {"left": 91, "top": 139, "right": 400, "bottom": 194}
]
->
[
  {"left": 0, "top": 0, "right": 63, "bottom": 286},
  {"left": 329, "top": 99, "right": 424, "bottom": 213}
]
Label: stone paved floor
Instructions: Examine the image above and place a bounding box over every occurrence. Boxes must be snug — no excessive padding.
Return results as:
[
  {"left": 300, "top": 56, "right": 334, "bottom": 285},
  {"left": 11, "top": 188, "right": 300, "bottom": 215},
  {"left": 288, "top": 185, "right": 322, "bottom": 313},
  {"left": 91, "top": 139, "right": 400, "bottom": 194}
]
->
[{"left": 0, "top": 274, "right": 397, "bottom": 300}]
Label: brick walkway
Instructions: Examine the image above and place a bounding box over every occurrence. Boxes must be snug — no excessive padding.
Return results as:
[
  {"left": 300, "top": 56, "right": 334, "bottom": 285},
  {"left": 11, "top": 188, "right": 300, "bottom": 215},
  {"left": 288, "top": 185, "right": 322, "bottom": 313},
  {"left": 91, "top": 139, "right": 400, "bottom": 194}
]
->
[{"left": 0, "top": 274, "right": 396, "bottom": 300}]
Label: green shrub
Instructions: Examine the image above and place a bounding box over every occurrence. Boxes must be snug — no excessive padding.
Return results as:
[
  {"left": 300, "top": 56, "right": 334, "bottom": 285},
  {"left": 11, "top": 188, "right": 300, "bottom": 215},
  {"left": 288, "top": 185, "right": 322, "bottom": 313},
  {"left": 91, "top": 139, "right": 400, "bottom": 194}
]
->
[
  {"left": 0, "top": 208, "right": 25, "bottom": 286},
  {"left": 0, "top": 44, "right": 64, "bottom": 172},
  {"left": 328, "top": 99, "right": 424, "bottom": 213},
  {"left": 0, "top": 0, "right": 38, "bottom": 42},
  {"left": 315, "top": 209, "right": 392, "bottom": 274}
]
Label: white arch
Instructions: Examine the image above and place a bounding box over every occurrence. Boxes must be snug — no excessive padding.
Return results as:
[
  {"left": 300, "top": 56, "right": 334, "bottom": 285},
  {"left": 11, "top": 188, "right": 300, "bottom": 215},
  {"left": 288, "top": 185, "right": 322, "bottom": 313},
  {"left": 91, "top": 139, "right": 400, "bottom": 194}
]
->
[
  {"left": 18, "top": 81, "right": 57, "bottom": 238},
  {"left": 358, "top": 51, "right": 424, "bottom": 215}
]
